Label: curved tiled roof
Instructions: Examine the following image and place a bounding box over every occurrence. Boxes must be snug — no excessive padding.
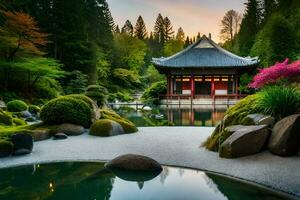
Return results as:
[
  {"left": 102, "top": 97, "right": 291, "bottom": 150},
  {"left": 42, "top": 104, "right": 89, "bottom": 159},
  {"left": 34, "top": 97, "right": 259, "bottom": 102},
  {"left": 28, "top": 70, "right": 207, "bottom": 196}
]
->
[{"left": 152, "top": 35, "right": 259, "bottom": 68}]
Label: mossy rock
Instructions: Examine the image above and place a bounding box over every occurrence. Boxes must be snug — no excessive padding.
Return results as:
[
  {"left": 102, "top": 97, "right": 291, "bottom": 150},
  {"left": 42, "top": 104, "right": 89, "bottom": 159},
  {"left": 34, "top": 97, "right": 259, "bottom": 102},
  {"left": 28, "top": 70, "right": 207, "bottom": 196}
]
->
[
  {"left": 28, "top": 105, "right": 41, "bottom": 115},
  {"left": 0, "top": 110, "right": 13, "bottom": 126},
  {"left": 13, "top": 118, "right": 27, "bottom": 126},
  {"left": 7, "top": 100, "right": 28, "bottom": 112},
  {"left": 204, "top": 94, "right": 261, "bottom": 152},
  {"left": 90, "top": 119, "right": 114, "bottom": 137},
  {"left": 40, "top": 96, "right": 92, "bottom": 128},
  {"left": 100, "top": 109, "right": 138, "bottom": 133},
  {"left": 85, "top": 85, "right": 108, "bottom": 107},
  {"left": 0, "top": 140, "right": 14, "bottom": 158}
]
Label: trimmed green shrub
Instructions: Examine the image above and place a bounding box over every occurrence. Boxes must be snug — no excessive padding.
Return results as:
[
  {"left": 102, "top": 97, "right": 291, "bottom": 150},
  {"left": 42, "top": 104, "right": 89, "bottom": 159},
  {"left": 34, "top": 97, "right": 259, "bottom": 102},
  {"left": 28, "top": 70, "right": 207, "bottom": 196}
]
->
[
  {"left": 89, "top": 119, "right": 113, "bottom": 137},
  {"left": 256, "top": 85, "right": 300, "bottom": 120},
  {"left": 13, "top": 118, "right": 27, "bottom": 126},
  {"left": 0, "top": 111, "right": 13, "bottom": 126},
  {"left": 40, "top": 96, "right": 92, "bottom": 128},
  {"left": 0, "top": 140, "right": 14, "bottom": 158},
  {"left": 65, "top": 94, "right": 96, "bottom": 110},
  {"left": 85, "top": 85, "right": 108, "bottom": 107},
  {"left": 100, "top": 109, "right": 138, "bottom": 133},
  {"left": 28, "top": 105, "right": 41, "bottom": 115},
  {"left": 142, "top": 81, "right": 167, "bottom": 105},
  {"left": 7, "top": 100, "right": 28, "bottom": 112}
]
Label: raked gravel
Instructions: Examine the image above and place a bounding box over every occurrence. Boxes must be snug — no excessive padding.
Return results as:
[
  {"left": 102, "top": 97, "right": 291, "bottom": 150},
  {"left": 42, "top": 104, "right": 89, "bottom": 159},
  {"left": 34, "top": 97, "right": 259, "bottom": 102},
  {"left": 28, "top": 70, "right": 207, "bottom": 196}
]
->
[{"left": 0, "top": 127, "right": 299, "bottom": 198}]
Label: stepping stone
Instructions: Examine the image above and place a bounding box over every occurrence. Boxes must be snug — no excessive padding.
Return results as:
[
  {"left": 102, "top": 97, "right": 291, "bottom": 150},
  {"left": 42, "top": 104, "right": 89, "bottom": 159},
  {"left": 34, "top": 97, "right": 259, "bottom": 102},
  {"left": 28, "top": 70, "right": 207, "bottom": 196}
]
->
[
  {"left": 53, "top": 133, "right": 68, "bottom": 140},
  {"left": 11, "top": 133, "right": 33, "bottom": 156}
]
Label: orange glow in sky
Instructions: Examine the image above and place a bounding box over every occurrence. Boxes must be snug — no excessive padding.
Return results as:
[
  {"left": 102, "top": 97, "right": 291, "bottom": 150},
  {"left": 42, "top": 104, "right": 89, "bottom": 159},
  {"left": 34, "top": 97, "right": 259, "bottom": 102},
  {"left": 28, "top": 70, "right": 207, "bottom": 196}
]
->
[{"left": 107, "top": 0, "right": 247, "bottom": 43}]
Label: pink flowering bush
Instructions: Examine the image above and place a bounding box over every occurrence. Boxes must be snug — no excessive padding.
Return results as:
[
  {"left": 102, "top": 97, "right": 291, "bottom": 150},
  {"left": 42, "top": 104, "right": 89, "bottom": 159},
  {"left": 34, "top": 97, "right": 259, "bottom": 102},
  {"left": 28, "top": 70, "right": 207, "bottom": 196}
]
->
[{"left": 249, "top": 59, "right": 300, "bottom": 89}]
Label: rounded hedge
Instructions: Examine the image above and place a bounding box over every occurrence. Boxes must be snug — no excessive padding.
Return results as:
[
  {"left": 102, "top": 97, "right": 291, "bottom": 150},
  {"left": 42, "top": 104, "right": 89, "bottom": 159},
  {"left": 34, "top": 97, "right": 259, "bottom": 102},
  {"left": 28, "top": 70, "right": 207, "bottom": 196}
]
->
[
  {"left": 0, "top": 110, "right": 13, "bottom": 126},
  {"left": 7, "top": 100, "right": 28, "bottom": 112},
  {"left": 28, "top": 105, "right": 41, "bottom": 115},
  {"left": 0, "top": 140, "right": 14, "bottom": 158},
  {"left": 89, "top": 119, "right": 113, "bottom": 137},
  {"left": 85, "top": 85, "right": 108, "bottom": 107},
  {"left": 40, "top": 96, "right": 92, "bottom": 128}
]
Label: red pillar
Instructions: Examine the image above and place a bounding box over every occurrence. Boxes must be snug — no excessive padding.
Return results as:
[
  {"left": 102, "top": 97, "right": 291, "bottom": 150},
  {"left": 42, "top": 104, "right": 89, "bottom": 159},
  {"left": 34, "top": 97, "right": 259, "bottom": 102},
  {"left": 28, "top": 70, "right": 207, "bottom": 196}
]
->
[
  {"left": 191, "top": 76, "right": 195, "bottom": 99},
  {"left": 211, "top": 77, "right": 215, "bottom": 97}
]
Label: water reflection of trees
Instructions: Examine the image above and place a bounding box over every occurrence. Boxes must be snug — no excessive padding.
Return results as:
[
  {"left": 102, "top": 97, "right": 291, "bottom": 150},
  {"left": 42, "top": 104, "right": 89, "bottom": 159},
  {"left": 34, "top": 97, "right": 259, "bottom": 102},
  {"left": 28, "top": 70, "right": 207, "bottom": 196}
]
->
[{"left": 0, "top": 162, "right": 115, "bottom": 200}]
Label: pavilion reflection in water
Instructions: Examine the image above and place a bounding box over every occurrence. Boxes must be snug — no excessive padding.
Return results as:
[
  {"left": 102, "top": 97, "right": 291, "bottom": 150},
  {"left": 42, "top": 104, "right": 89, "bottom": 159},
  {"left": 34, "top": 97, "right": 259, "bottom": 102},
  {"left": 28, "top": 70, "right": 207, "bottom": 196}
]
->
[{"left": 165, "top": 108, "right": 226, "bottom": 127}]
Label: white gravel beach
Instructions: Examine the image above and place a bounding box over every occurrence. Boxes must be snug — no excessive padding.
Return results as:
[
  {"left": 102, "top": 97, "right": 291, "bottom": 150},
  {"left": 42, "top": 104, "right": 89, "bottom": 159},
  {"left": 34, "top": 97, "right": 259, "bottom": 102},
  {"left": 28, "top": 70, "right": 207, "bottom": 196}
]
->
[{"left": 0, "top": 127, "right": 299, "bottom": 198}]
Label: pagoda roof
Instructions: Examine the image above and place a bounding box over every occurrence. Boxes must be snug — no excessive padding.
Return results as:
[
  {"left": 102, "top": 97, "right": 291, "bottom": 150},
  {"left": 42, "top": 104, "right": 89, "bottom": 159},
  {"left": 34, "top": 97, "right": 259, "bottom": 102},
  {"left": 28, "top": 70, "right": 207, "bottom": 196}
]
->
[{"left": 152, "top": 35, "right": 259, "bottom": 68}]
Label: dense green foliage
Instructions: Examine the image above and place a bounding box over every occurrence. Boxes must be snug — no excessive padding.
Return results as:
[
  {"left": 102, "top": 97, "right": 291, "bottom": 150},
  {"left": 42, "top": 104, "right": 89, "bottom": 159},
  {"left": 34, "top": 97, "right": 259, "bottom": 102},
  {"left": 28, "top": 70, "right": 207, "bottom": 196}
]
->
[
  {"left": 40, "top": 96, "right": 92, "bottom": 128},
  {"left": 84, "top": 85, "right": 108, "bottom": 107},
  {"left": 0, "top": 140, "right": 13, "bottom": 157},
  {"left": 6, "top": 100, "right": 28, "bottom": 112},
  {"left": 142, "top": 81, "right": 167, "bottom": 105},
  {"left": 89, "top": 119, "right": 113, "bottom": 137},
  {"left": 0, "top": 110, "right": 13, "bottom": 126},
  {"left": 256, "top": 85, "right": 300, "bottom": 120}
]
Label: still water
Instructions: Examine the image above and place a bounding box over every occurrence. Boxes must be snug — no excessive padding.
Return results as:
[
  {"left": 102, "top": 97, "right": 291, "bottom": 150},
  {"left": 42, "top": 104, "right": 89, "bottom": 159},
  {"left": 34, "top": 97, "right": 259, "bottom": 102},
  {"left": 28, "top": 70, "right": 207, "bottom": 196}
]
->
[
  {"left": 113, "top": 106, "right": 226, "bottom": 127},
  {"left": 0, "top": 162, "right": 293, "bottom": 200}
]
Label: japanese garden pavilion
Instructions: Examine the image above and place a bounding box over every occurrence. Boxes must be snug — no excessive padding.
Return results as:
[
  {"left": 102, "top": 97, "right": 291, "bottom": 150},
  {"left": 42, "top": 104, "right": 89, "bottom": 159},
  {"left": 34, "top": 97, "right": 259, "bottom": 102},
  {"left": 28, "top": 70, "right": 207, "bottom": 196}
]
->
[{"left": 152, "top": 35, "right": 259, "bottom": 104}]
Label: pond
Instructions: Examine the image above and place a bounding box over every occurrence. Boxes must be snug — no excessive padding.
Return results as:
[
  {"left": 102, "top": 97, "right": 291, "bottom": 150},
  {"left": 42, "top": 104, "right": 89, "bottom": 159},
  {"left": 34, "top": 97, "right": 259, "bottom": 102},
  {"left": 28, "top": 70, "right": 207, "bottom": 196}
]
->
[
  {"left": 0, "top": 162, "right": 294, "bottom": 200},
  {"left": 113, "top": 106, "right": 226, "bottom": 127}
]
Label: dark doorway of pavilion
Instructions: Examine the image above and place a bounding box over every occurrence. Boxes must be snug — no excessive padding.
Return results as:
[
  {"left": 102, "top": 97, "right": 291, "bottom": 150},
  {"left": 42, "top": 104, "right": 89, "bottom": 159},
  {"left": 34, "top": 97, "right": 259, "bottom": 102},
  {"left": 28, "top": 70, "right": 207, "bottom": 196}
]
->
[{"left": 195, "top": 81, "right": 211, "bottom": 95}]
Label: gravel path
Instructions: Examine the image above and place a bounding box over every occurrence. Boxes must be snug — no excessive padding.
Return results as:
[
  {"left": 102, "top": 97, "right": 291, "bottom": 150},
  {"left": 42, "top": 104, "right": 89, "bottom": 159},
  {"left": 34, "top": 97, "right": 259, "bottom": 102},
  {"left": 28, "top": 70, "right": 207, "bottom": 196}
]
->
[{"left": 0, "top": 127, "right": 299, "bottom": 198}]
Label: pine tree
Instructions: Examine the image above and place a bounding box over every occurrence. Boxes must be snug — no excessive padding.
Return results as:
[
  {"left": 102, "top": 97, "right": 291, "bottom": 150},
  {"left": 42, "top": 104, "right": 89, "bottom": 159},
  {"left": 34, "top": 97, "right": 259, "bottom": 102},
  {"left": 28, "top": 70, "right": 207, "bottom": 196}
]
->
[
  {"left": 237, "top": 0, "right": 262, "bottom": 55},
  {"left": 263, "top": 0, "right": 276, "bottom": 19},
  {"left": 176, "top": 27, "right": 185, "bottom": 42},
  {"left": 163, "top": 17, "right": 174, "bottom": 42},
  {"left": 121, "top": 20, "right": 134, "bottom": 36},
  {"left": 197, "top": 32, "right": 201, "bottom": 40},
  {"left": 102, "top": 0, "right": 115, "bottom": 31},
  {"left": 154, "top": 13, "right": 165, "bottom": 44},
  {"left": 134, "top": 15, "right": 147, "bottom": 40},
  {"left": 184, "top": 36, "right": 191, "bottom": 47},
  {"left": 115, "top": 25, "right": 120, "bottom": 34}
]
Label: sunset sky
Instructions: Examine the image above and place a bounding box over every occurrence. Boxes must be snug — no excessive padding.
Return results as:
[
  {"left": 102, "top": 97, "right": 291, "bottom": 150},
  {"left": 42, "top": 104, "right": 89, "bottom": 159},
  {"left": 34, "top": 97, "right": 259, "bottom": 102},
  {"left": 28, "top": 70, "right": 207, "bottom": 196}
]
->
[{"left": 107, "top": 0, "right": 247, "bottom": 43}]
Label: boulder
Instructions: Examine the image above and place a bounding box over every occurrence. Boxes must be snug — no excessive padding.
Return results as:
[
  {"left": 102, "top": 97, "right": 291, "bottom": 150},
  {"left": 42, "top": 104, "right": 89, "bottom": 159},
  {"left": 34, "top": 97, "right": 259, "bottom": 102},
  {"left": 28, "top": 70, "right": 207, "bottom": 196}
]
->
[
  {"left": 20, "top": 111, "right": 33, "bottom": 118},
  {"left": 32, "top": 129, "right": 51, "bottom": 141},
  {"left": 243, "top": 114, "right": 275, "bottom": 126},
  {"left": 0, "top": 100, "right": 6, "bottom": 109},
  {"left": 219, "top": 125, "right": 269, "bottom": 158},
  {"left": 11, "top": 133, "right": 33, "bottom": 155},
  {"left": 105, "top": 154, "right": 163, "bottom": 172},
  {"left": 53, "top": 133, "right": 68, "bottom": 140},
  {"left": 89, "top": 119, "right": 125, "bottom": 137},
  {"left": 57, "top": 123, "right": 85, "bottom": 136},
  {"left": 268, "top": 114, "right": 300, "bottom": 157},
  {"left": 0, "top": 140, "right": 13, "bottom": 158}
]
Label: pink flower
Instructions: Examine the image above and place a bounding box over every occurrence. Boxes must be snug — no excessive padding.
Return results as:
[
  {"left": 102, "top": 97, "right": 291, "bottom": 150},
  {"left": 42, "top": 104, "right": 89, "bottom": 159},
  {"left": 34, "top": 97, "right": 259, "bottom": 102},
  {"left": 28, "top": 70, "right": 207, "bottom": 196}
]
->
[{"left": 249, "top": 58, "right": 300, "bottom": 89}]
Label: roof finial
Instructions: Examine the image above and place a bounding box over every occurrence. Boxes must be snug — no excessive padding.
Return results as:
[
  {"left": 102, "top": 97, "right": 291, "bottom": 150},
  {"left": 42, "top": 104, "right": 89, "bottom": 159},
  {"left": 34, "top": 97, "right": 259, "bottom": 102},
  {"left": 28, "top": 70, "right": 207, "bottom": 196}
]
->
[{"left": 209, "top": 33, "right": 212, "bottom": 39}]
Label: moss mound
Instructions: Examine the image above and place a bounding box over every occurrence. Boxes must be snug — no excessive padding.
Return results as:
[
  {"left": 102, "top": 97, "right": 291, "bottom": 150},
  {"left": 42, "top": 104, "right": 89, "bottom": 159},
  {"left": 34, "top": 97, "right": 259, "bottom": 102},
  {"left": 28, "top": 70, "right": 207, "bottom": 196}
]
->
[
  {"left": 0, "top": 140, "right": 14, "bottom": 158},
  {"left": 13, "top": 118, "right": 27, "bottom": 126},
  {"left": 0, "top": 110, "right": 13, "bottom": 126},
  {"left": 204, "top": 94, "right": 261, "bottom": 152},
  {"left": 7, "top": 100, "right": 28, "bottom": 112},
  {"left": 40, "top": 96, "right": 92, "bottom": 128},
  {"left": 100, "top": 109, "right": 138, "bottom": 133},
  {"left": 90, "top": 119, "right": 113, "bottom": 137},
  {"left": 85, "top": 85, "right": 108, "bottom": 107},
  {"left": 28, "top": 105, "right": 41, "bottom": 115}
]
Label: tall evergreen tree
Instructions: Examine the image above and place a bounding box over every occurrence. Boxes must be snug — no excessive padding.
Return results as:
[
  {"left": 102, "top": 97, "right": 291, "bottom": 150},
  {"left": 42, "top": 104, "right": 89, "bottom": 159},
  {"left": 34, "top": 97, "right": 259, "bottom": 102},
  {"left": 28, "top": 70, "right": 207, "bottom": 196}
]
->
[
  {"left": 121, "top": 20, "right": 134, "bottom": 36},
  {"left": 115, "top": 25, "right": 120, "bottom": 34},
  {"left": 237, "top": 0, "right": 262, "bottom": 55},
  {"left": 176, "top": 27, "right": 185, "bottom": 42},
  {"left": 163, "top": 17, "right": 174, "bottom": 42},
  {"left": 134, "top": 16, "right": 147, "bottom": 40},
  {"left": 153, "top": 13, "right": 165, "bottom": 44}
]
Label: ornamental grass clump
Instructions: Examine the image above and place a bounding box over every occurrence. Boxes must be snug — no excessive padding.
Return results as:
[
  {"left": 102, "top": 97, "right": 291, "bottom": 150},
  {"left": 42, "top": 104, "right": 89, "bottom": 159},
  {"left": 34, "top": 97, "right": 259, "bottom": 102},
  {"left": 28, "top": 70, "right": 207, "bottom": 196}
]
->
[
  {"left": 249, "top": 59, "right": 300, "bottom": 89},
  {"left": 256, "top": 85, "right": 300, "bottom": 120}
]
